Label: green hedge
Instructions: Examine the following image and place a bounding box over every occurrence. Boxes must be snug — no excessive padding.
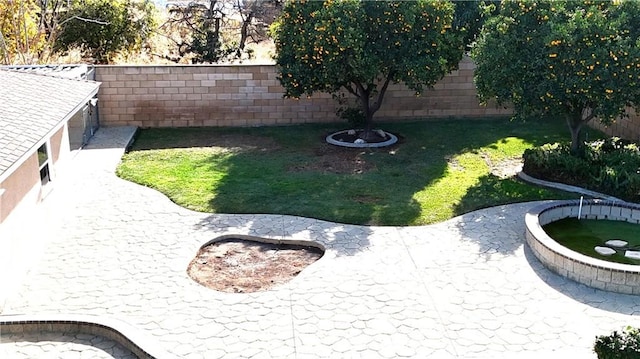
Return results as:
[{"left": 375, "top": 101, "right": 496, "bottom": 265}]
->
[
  {"left": 523, "top": 137, "right": 640, "bottom": 202},
  {"left": 594, "top": 326, "right": 640, "bottom": 359}
]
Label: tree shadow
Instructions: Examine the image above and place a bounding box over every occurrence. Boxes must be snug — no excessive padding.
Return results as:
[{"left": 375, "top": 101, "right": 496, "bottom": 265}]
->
[
  {"left": 448, "top": 172, "right": 582, "bottom": 256},
  {"left": 453, "top": 173, "right": 577, "bottom": 215},
  {"left": 449, "top": 122, "right": 606, "bottom": 255},
  {"left": 523, "top": 245, "right": 640, "bottom": 314},
  {"left": 193, "top": 213, "right": 377, "bottom": 257},
  {"left": 126, "top": 117, "right": 591, "bottom": 256},
  {"left": 190, "top": 124, "right": 429, "bottom": 228},
  {"left": 445, "top": 200, "right": 536, "bottom": 257}
]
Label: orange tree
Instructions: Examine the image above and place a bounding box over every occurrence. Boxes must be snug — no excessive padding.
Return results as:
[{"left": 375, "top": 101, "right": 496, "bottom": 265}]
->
[
  {"left": 472, "top": 0, "right": 640, "bottom": 154},
  {"left": 270, "top": 0, "right": 464, "bottom": 138}
]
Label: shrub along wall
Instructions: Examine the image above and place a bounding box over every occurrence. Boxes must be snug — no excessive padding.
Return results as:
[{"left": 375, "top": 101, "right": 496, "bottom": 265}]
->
[{"left": 95, "top": 56, "right": 512, "bottom": 128}]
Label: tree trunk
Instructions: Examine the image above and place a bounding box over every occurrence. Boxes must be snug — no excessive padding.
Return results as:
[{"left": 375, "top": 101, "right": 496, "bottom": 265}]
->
[
  {"left": 353, "top": 74, "right": 394, "bottom": 141},
  {"left": 567, "top": 116, "right": 584, "bottom": 156},
  {"left": 567, "top": 106, "right": 596, "bottom": 156},
  {"left": 357, "top": 87, "right": 377, "bottom": 140},
  {"left": 236, "top": 12, "right": 253, "bottom": 58}
]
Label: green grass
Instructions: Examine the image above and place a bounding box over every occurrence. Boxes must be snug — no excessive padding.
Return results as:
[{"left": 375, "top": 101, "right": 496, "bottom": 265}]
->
[
  {"left": 116, "top": 117, "right": 602, "bottom": 225},
  {"left": 543, "top": 218, "right": 640, "bottom": 265}
]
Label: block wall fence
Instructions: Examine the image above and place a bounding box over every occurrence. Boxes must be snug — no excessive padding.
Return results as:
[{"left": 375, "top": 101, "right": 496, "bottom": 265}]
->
[
  {"left": 95, "top": 56, "right": 640, "bottom": 141},
  {"left": 94, "top": 56, "right": 512, "bottom": 128},
  {"left": 590, "top": 111, "right": 640, "bottom": 142}
]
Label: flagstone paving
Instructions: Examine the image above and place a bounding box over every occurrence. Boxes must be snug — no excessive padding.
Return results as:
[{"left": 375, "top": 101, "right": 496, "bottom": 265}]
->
[{"left": 1, "top": 126, "right": 640, "bottom": 358}]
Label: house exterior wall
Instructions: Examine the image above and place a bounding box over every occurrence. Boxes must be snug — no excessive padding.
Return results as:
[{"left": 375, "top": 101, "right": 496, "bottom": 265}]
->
[
  {"left": 50, "top": 124, "right": 70, "bottom": 165},
  {"left": 0, "top": 154, "right": 40, "bottom": 224},
  {"left": 0, "top": 126, "right": 68, "bottom": 225},
  {"left": 67, "top": 110, "right": 85, "bottom": 150},
  {"left": 95, "top": 56, "right": 512, "bottom": 128}
]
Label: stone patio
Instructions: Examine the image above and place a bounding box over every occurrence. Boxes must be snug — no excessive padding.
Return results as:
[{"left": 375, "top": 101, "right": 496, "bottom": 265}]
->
[{"left": 1, "top": 127, "right": 639, "bottom": 358}]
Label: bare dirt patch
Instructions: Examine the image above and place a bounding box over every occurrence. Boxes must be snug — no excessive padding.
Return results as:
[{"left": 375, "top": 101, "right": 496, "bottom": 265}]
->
[
  {"left": 134, "top": 133, "right": 280, "bottom": 152},
  {"left": 188, "top": 239, "right": 324, "bottom": 293},
  {"left": 481, "top": 153, "right": 523, "bottom": 179},
  {"left": 445, "top": 155, "right": 465, "bottom": 171},
  {"left": 206, "top": 134, "right": 280, "bottom": 153},
  {"left": 288, "top": 145, "right": 376, "bottom": 174}
]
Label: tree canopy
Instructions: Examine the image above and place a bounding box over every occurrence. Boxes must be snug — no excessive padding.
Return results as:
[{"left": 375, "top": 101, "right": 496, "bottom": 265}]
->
[
  {"left": 55, "top": 0, "right": 157, "bottom": 63},
  {"left": 271, "top": 0, "right": 464, "bottom": 134},
  {"left": 472, "top": 0, "right": 640, "bottom": 153},
  {"left": 157, "top": 0, "right": 282, "bottom": 64},
  {"left": 0, "top": 0, "right": 158, "bottom": 64},
  {"left": 0, "top": 0, "right": 46, "bottom": 64}
]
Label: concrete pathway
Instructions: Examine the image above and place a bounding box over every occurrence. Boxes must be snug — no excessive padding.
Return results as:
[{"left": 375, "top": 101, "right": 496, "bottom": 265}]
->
[{"left": 1, "top": 127, "right": 640, "bottom": 358}]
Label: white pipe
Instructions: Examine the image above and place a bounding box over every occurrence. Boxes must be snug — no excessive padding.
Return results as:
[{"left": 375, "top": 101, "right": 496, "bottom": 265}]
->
[{"left": 578, "top": 196, "right": 584, "bottom": 220}]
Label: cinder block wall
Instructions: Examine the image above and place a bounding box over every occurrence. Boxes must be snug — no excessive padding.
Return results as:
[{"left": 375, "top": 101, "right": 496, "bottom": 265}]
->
[
  {"left": 590, "top": 110, "right": 640, "bottom": 142},
  {"left": 95, "top": 56, "right": 511, "bottom": 128}
]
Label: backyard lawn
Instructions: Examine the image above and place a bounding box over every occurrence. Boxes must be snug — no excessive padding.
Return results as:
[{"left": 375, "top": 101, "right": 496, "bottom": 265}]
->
[{"left": 116, "top": 118, "right": 601, "bottom": 226}]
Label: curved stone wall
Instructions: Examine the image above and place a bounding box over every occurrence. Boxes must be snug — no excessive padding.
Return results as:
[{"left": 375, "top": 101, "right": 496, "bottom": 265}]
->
[
  {"left": 525, "top": 200, "right": 640, "bottom": 295},
  {"left": 0, "top": 314, "right": 173, "bottom": 359}
]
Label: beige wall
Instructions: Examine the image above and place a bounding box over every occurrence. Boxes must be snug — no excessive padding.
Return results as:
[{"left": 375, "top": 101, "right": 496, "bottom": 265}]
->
[
  {"left": 96, "top": 58, "right": 640, "bottom": 140},
  {"left": 95, "top": 57, "right": 512, "bottom": 128},
  {"left": 590, "top": 109, "right": 640, "bottom": 142}
]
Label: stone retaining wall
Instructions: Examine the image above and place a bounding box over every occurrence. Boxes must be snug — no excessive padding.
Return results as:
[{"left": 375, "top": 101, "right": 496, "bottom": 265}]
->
[
  {"left": 95, "top": 56, "right": 512, "bottom": 128},
  {"left": 0, "top": 315, "right": 171, "bottom": 359},
  {"left": 526, "top": 200, "right": 640, "bottom": 295}
]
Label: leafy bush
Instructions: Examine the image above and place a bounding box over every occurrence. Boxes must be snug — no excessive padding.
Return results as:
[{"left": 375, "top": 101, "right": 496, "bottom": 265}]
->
[
  {"left": 594, "top": 326, "right": 640, "bottom": 359},
  {"left": 523, "top": 138, "right": 640, "bottom": 202},
  {"left": 56, "top": 0, "right": 156, "bottom": 63},
  {"left": 337, "top": 107, "right": 366, "bottom": 128}
]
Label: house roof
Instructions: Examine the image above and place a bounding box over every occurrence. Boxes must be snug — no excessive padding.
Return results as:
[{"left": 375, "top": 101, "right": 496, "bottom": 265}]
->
[
  {"left": 4, "top": 64, "right": 93, "bottom": 80},
  {"left": 0, "top": 70, "right": 100, "bottom": 181}
]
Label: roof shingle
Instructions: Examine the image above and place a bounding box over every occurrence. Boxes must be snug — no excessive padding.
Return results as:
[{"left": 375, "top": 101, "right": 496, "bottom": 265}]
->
[{"left": 0, "top": 70, "right": 100, "bottom": 180}]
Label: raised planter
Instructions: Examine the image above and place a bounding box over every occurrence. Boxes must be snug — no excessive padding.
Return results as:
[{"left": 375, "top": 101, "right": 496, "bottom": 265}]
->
[
  {"left": 525, "top": 200, "right": 640, "bottom": 295},
  {"left": 326, "top": 129, "right": 398, "bottom": 148}
]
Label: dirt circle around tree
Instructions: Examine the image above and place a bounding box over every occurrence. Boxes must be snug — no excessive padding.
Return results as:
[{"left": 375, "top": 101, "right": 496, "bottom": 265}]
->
[
  {"left": 326, "top": 129, "right": 398, "bottom": 148},
  {"left": 187, "top": 236, "right": 325, "bottom": 293}
]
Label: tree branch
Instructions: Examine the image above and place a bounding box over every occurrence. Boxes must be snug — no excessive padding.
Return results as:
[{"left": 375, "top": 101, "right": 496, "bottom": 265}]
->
[
  {"left": 59, "top": 16, "right": 110, "bottom": 27},
  {"left": 344, "top": 83, "right": 359, "bottom": 97},
  {"left": 371, "top": 72, "right": 394, "bottom": 113},
  {"left": 581, "top": 106, "right": 595, "bottom": 123},
  {"left": 356, "top": 81, "right": 372, "bottom": 103}
]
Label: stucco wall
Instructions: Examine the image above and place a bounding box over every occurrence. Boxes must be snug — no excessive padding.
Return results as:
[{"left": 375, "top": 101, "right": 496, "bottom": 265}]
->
[
  {"left": 95, "top": 57, "right": 511, "bottom": 128},
  {"left": 50, "top": 124, "right": 70, "bottom": 165},
  {"left": 0, "top": 154, "right": 39, "bottom": 224},
  {"left": 0, "top": 126, "right": 68, "bottom": 225}
]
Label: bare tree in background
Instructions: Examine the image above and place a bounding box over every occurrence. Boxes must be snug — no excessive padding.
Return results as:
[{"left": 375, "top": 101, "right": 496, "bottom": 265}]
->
[
  {"left": 233, "top": 0, "right": 281, "bottom": 59},
  {"left": 157, "top": 0, "right": 281, "bottom": 63}
]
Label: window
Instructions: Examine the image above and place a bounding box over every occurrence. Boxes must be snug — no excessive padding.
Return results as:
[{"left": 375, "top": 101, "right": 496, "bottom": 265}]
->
[{"left": 37, "top": 143, "right": 50, "bottom": 185}]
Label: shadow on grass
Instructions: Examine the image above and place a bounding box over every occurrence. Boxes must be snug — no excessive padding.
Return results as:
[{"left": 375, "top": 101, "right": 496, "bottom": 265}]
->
[
  {"left": 123, "top": 117, "right": 604, "bottom": 255},
  {"left": 453, "top": 174, "right": 578, "bottom": 216},
  {"left": 449, "top": 172, "right": 580, "bottom": 256}
]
